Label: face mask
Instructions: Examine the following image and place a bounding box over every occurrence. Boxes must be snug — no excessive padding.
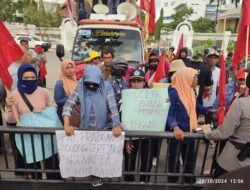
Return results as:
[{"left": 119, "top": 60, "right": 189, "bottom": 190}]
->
[
  {"left": 111, "top": 67, "right": 127, "bottom": 77},
  {"left": 149, "top": 64, "right": 158, "bottom": 71},
  {"left": 17, "top": 79, "right": 38, "bottom": 94},
  {"left": 84, "top": 83, "right": 99, "bottom": 91}
]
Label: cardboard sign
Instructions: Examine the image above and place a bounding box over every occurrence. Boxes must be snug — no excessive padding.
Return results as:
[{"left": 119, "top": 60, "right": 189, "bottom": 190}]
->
[
  {"left": 121, "top": 89, "right": 170, "bottom": 131},
  {"left": 56, "top": 131, "right": 125, "bottom": 178}
]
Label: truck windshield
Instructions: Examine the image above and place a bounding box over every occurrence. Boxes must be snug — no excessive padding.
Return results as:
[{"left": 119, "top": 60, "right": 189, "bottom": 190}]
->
[{"left": 72, "top": 28, "right": 143, "bottom": 65}]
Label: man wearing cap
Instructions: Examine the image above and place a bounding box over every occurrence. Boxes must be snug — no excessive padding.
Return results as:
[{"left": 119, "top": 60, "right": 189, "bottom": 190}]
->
[
  {"left": 203, "top": 50, "right": 220, "bottom": 124},
  {"left": 187, "top": 54, "right": 213, "bottom": 105},
  {"left": 84, "top": 51, "right": 102, "bottom": 66},
  {"left": 107, "top": 57, "right": 129, "bottom": 111}
]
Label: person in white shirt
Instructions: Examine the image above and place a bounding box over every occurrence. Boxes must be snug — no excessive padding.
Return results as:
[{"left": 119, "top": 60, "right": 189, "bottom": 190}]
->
[{"left": 203, "top": 50, "right": 220, "bottom": 126}]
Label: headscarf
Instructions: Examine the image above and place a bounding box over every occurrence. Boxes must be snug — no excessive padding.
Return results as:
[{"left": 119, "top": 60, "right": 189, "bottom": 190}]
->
[
  {"left": 171, "top": 67, "right": 198, "bottom": 131},
  {"left": 77, "top": 65, "right": 110, "bottom": 128},
  {"left": 17, "top": 64, "right": 38, "bottom": 94},
  {"left": 60, "top": 59, "right": 77, "bottom": 97}
]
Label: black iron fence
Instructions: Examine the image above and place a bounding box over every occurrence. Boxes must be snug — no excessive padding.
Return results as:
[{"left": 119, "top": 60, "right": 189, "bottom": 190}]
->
[{"left": 0, "top": 126, "right": 216, "bottom": 190}]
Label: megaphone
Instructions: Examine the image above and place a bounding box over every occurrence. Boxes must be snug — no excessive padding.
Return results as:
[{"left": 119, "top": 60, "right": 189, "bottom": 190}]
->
[
  {"left": 117, "top": 2, "right": 137, "bottom": 20},
  {"left": 93, "top": 4, "right": 110, "bottom": 14}
]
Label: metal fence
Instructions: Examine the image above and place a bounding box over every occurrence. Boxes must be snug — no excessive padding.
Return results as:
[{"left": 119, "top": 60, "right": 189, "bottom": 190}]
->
[{"left": 0, "top": 126, "right": 216, "bottom": 190}]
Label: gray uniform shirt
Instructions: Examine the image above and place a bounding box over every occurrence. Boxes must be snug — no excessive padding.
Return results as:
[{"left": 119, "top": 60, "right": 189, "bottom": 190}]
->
[{"left": 205, "top": 96, "right": 250, "bottom": 171}]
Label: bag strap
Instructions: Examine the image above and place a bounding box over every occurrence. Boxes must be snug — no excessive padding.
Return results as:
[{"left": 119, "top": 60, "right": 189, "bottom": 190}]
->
[{"left": 19, "top": 92, "right": 34, "bottom": 112}]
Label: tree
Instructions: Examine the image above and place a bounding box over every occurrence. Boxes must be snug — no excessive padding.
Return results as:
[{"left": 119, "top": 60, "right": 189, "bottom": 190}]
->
[
  {"left": 154, "top": 8, "right": 164, "bottom": 41},
  {"left": 23, "top": 0, "right": 62, "bottom": 39},
  {"left": 139, "top": 10, "right": 146, "bottom": 24},
  {"left": 0, "top": 0, "right": 15, "bottom": 22},
  {"left": 163, "top": 7, "right": 193, "bottom": 30},
  {"left": 192, "top": 17, "right": 215, "bottom": 33}
]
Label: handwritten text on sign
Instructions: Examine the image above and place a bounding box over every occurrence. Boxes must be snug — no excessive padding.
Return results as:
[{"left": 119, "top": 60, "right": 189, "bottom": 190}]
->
[
  {"left": 56, "top": 131, "right": 125, "bottom": 178},
  {"left": 122, "top": 89, "right": 170, "bottom": 131}
]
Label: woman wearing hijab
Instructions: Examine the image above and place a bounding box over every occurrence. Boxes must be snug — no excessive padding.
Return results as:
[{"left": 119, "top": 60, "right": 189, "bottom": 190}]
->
[
  {"left": 54, "top": 59, "right": 77, "bottom": 123},
  {"left": 166, "top": 67, "right": 213, "bottom": 183},
  {"left": 5, "top": 64, "right": 61, "bottom": 179},
  {"left": 62, "top": 65, "right": 122, "bottom": 186}
]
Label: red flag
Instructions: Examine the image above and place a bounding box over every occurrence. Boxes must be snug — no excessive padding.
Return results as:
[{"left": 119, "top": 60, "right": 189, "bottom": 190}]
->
[
  {"left": 0, "top": 20, "right": 23, "bottom": 90},
  {"left": 148, "top": 0, "right": 155, "bottom": 34},
  {"left": 232, "top": 0, "right": 250, "bottom": 68},
  {"left": 217, "top": 54, "right": 226, "bottom": 125},
  {"left": 153, "top": 49, "right": 166, "bottom": 82},
  {"left": 176, "top": 33, "right": 184, "bottom": 58},
  {"left": 140, "top": 0, "right": 150, "bottom": 12}
]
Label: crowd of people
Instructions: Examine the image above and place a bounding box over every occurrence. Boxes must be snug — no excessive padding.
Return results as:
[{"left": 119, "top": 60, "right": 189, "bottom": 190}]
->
[{"left": 0, "top": 39, "right": 250, "bottom": 187}]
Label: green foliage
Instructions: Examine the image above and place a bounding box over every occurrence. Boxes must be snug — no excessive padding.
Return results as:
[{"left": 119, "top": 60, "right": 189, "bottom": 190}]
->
[
  {"left": 154, "top": 8, "right": 164, "bottom": 41},
  {"left": 0, "top": 0, "right": 16, "bottom": 22},
  {"left": 162, "top": 7, "right": 193, "bottom": 30},
  {"left": 192, "top": 17, "right": 215, "bottom": 33},
  {"left": 140, "top": 11, "right": 146, "bottom": 24},
  {"left": 205, "top": 39, "right": 213, "bottom": 47},
  {"left": 227, "top": 42, "right": 235, "bottom": 52},
  {"left": 23, "top": 0, "right": 62, "bottom": 38}
]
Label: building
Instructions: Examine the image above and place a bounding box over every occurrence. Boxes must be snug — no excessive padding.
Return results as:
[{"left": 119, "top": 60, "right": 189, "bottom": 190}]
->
[
  {"left": 161, "top": 0, "right": 208, "bottom": 23},
  {"left": 161, "top": 0, "right": 242, "bottom": 24},
  {"left": 216, "top": 7, "right": 241, "bottom": 33}
]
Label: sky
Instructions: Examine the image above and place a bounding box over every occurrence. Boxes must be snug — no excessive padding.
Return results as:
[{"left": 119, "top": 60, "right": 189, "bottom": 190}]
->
[{"left": 156, "top": 0, "right": 161, "bottom": 18}]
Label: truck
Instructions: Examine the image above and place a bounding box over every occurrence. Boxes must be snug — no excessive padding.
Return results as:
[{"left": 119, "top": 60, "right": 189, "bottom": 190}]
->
[{"left": 56, "top": 3, "right": 145, "bottom": 79}]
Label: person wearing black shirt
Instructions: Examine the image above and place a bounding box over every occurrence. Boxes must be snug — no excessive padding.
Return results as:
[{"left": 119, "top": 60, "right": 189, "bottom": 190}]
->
[{"left": 186, "top": 54, "right": 213, "bottom": 105}]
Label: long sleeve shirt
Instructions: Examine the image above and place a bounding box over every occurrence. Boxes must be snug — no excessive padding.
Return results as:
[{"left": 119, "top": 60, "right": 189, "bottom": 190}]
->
[
  {"left": 62, "top": 88, "right": 120, "bottom": 128},
  {"left": 167, "top": 86, "right": 210, "bottom": 132}
]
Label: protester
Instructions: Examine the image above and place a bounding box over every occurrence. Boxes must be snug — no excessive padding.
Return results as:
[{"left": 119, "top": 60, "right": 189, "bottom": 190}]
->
[
  {"left": 124, "top": 69, "right": 153, "bottom": 182},
  {"left": 62, "top": 65, "right": 122, "bottom": 187},
  {"left": 34, "top": 45, "right": 47, "bottom": 87},
  {"left": 178, "top": 47, "right": 191, "bottom": 65},
  {"left": 107, "top": 57, "right": 129, "bottom": 111},
  {"left": 54, "top": 59, "right": 77, "bottom": 124},
  {"left": 8, "top": 45, "right": 31, "bottom": 91},
  {"left": 100, "top": 49, "right": 114, "bottom": 80},
  {"left": 226, "top": 52, "right": 234, "bottom": 83},
  {"left": 20, "top": 39, "right": 39, "bottom": 72},
  {"left": 203, "top": 50, "right": 220, "bottom": 125},
  {"left": 213, "top": 68, "right": 247, "bottom": 111},
  {"left": 167, "top": 59, "right": 186, "bottom": 83},
  {"left": 166, "top": 67, "right": 214, "bottom": 183},
  {"left": 145, "top": 53, "right": 159, "bottom": 83},
  {"left": 187, "top": 54, "right": 213, "bottom": 105},
  {"left": 84, "top": 51, "right": 102, "bottom": 66},
  {"left": 5, "top": 64, "right": 61, "bottom": 179},
  {"left": 202, "top": 70, "right": 250, "bottom": 178},
  {"left": 167, "top": 46, "right": 176, "bottom": 61}
]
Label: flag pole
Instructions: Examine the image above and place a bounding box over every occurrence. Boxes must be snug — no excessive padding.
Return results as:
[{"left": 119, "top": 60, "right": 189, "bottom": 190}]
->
[
  {"left": 245, "top": 26, "right": 249, "bottom": 78},
  {"left": 246, "top": 26, "right": 250, "bottom": 69}
]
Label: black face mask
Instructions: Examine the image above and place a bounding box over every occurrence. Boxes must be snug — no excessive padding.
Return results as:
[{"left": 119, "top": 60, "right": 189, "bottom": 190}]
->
[
  {"left": 149, "top": 64, "right": 158, "bottom": 71},
  {"left": 111, "top": 68, "right": 127, "bottom": 77},
  {"left": 84, "top": 83, "right": 99, "bottom": 91}
]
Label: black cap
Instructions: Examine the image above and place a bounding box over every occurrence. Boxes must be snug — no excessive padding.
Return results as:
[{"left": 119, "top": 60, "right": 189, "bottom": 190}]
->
[{"left": 129, "top": 69, "right": 145, "bottom": 81}]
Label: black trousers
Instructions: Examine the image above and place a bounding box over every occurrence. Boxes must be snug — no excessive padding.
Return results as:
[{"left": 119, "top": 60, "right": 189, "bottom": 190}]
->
[
  {"left": 124, "top": 139, "right": 153, "bottom": 182},
  {"left": 15, "top": 149, "right": 61, "bottom": 179},
  {"left": 168, "top": 139, "right": 196, "bottom": 183}
]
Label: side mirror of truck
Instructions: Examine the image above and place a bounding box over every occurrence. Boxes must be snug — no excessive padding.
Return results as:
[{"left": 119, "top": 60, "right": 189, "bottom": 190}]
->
[{"left": 56, "top": 44, "right": 65, "bottom": 61}]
